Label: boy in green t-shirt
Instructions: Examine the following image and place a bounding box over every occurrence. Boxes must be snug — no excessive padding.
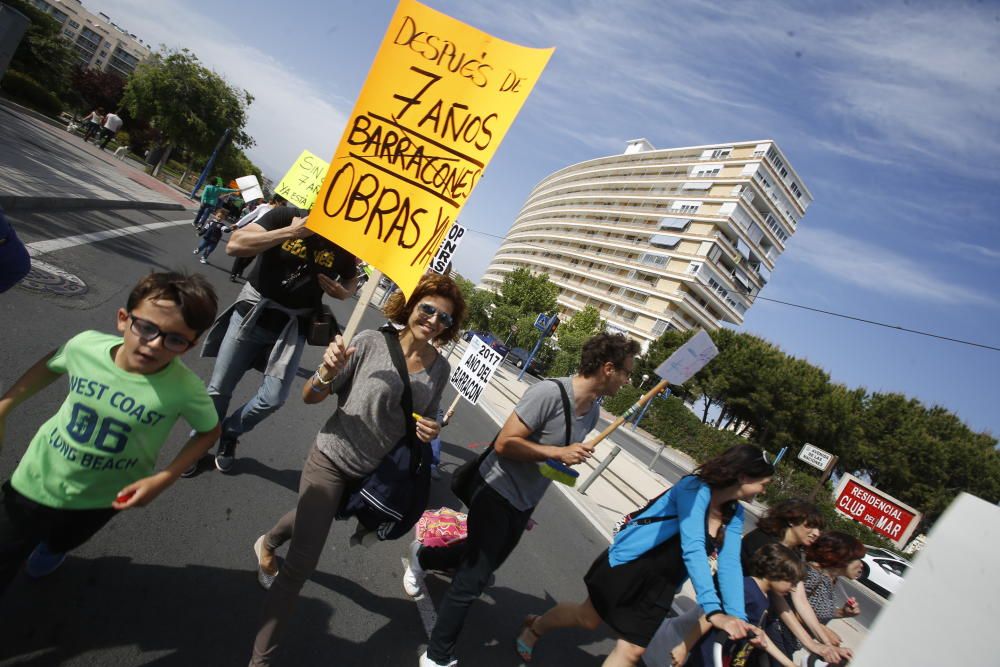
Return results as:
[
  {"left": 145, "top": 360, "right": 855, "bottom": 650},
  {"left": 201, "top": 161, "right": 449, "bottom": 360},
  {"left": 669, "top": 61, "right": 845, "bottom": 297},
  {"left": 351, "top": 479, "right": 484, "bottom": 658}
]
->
[{"left": 0, "top": 272, "right": 221, "bottom": 592}]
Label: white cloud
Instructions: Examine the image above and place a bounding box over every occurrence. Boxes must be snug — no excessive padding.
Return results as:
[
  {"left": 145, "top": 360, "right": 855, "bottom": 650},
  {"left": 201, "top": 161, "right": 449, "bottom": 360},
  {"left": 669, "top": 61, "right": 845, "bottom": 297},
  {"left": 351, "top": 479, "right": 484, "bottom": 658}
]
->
[
  {"left": 946, "top": 241, "right": 1000, "bottom": 263},
  {"left": 87, "top": 0, "right": 350, "bottom": 178},
  {"left": 450, "top": 1, "right": 1000, "bottom": 179},
  {"left": 786, "top": 228, "right": 997, "bottom": 307}
]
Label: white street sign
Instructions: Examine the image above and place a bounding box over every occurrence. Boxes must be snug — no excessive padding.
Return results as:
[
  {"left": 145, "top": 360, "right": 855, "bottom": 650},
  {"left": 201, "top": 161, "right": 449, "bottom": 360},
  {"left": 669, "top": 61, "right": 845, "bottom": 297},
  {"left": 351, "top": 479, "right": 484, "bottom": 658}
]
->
[
  {"left": 449, "top": 336, "right": 503, "bottom": 405},
  {"left": 653, "top": 330, "right": 719, "bottom": 384},
  {"left": 798, "top": 443, "right": 834, "bottom": 471}
]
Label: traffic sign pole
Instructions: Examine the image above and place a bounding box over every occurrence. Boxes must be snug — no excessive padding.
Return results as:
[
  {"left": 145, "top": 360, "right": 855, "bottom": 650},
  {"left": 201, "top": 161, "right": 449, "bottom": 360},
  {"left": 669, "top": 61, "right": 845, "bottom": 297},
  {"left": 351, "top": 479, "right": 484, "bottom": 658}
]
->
[{"left": 808, "top": 455, "right": 838, "bottom": 501}]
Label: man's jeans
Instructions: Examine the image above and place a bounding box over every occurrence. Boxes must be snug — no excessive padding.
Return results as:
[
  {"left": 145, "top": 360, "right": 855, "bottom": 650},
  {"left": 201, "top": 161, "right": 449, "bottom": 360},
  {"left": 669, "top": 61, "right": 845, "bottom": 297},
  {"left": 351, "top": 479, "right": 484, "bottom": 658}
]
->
[
  {"left": 193, "top": 202, "right": 217, "bottom": 228},
  {"left": 206, "top": 310, "right": 307, "bottom": 443}
]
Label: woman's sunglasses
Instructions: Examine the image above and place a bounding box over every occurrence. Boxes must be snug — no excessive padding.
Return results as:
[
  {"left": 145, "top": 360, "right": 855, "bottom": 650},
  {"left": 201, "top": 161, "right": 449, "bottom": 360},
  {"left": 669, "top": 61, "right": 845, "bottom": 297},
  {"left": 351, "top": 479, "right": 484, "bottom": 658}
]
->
[{"left": 416, "top": 302, "right": 454, "bottom": 328}]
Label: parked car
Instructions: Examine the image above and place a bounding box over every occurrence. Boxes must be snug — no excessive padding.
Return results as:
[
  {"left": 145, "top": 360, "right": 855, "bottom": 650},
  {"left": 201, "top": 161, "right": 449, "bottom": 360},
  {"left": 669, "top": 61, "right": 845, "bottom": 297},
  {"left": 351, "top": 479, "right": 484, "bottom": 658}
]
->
[
  {"left": 858, "top": 546, "right": 909, "bottom": 598},
  {"left": 490, "top": 341, "right": 510, "bottom": 357},
  {"left": 505, "top": 347, "right": 547, "bottom": 376},
  {"left": 462, "top": 331, "right": 497, "bottom": 346}
]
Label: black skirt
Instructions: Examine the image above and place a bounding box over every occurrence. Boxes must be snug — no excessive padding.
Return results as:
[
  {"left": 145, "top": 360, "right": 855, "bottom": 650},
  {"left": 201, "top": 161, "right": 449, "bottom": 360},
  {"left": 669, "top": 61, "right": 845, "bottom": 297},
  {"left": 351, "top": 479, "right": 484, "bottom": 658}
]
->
[{"left": 584, "top": 533, "right": 689, "bottom": 647}]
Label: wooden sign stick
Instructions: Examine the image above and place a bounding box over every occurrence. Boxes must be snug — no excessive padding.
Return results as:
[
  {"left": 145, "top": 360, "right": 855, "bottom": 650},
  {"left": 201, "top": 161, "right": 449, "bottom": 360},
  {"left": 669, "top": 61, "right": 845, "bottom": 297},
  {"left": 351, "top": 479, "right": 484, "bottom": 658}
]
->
[
  {"left": 584, "top": 378, "right": 669, "bottom": 449},
  {"left": 341, "top": 268, "right": 382, "bottom": 345}
]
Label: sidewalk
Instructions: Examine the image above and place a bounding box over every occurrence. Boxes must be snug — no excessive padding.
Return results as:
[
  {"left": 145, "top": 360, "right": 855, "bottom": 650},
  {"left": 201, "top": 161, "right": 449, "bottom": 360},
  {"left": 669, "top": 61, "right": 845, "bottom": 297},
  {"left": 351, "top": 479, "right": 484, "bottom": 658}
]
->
[
  {"left": 461, "top": 339, "right": 867, "bottom": 655},
  {"left": 0, "top": 99, "right": 193, "bottom": 213}
]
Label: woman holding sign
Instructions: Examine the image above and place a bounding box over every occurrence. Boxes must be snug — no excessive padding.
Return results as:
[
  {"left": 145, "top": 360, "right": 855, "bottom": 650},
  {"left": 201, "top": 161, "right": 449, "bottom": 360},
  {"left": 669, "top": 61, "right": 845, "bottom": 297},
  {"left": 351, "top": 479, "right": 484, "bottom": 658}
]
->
[
  {"left": 248, "top": 273, "right": 465, "bottom": 666},
  {"left": 517, "top": 445, "right": 774, "bottom": 666}
]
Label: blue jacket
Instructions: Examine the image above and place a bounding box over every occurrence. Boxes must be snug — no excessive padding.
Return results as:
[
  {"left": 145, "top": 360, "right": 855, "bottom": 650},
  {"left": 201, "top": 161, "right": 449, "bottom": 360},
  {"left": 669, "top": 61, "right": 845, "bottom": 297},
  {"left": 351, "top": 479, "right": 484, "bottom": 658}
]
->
[{"left": 607, "top": 475, "right": 746, "bottom": 619}]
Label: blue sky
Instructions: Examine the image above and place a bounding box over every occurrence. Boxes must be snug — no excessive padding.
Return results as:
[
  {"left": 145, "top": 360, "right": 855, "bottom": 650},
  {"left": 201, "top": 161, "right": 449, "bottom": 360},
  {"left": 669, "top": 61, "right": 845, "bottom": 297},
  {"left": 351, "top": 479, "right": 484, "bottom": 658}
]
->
[{"left": 92, "top": 0, "right": 1000, "bottom": 436}]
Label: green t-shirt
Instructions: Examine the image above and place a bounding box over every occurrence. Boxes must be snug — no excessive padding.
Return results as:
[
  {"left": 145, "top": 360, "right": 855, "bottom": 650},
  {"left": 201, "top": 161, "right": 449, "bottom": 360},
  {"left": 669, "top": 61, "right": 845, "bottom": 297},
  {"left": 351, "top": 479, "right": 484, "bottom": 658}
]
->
[{"left": 10, "top": 331, "right": 218, "bottom": 509}]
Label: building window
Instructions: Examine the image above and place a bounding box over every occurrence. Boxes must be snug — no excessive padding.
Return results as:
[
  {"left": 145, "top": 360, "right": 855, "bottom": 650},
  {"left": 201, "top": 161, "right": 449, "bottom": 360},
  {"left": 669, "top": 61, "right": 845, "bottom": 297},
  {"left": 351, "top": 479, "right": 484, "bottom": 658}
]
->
[
  {"left": 68, "top": 20, "right": 80, "bottom": 29},
  {"left": 651, "top": 319, "right": 670, "bottom": 336},
  {"left": 710, "top": 148, "right": 732, "bottom": 159}
]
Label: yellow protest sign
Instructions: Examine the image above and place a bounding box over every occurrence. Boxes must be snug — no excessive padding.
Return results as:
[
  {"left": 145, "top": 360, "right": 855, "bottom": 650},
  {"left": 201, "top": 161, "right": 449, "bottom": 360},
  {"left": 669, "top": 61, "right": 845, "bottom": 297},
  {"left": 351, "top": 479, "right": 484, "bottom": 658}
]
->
[
  {"left": 274, "top": 150, "right": 329, "bottom": 209},
  {"left": 306, "top": 0, "right": 553, "bottom": 297}
]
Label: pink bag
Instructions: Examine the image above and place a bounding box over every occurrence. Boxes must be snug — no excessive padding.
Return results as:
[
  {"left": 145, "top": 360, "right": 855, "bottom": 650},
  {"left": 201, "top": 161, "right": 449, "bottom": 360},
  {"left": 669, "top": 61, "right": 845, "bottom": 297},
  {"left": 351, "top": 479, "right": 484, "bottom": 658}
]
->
[{"left": 415, "top": 508, "right": 468, "bottom": 548}]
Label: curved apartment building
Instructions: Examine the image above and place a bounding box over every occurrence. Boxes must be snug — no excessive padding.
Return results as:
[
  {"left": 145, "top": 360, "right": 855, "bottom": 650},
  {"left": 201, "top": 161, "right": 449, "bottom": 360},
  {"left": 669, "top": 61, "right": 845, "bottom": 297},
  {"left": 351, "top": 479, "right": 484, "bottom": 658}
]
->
[{"left": 481, "top": 139, "right": 812, "bottom": 347}]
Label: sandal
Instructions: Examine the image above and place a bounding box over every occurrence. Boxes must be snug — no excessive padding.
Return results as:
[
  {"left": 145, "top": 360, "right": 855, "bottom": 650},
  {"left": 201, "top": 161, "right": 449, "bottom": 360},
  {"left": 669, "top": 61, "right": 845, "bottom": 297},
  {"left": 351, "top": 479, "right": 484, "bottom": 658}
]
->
[{"left": 515, "top": 614, "right": 541, "bottom": 663}]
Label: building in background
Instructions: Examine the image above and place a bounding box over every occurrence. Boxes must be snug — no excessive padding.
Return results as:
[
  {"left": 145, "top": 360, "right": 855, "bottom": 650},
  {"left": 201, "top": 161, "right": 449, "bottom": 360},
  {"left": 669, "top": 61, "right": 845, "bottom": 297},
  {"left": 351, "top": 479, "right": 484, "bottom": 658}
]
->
[
  {"left": 29, "top": 0, "right": 149, "bottom": 77},
  {"left": 480, "top": 140, "right": 812, "bottom": 348}
]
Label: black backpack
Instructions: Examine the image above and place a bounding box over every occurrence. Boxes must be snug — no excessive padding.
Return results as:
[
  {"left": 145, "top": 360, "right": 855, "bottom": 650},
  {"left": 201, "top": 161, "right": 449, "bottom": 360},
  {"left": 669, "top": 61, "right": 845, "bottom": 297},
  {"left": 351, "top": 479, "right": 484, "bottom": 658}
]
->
[{"left": 336, "top": 327, "right": 431, "bottom": 541}]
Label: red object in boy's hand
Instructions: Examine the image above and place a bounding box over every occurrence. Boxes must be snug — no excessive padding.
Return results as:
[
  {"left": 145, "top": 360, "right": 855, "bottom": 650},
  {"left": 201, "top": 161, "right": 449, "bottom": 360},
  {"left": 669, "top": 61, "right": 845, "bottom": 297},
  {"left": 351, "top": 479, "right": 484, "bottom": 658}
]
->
[{"left": 116, "top": 490, "right": 135, "bottom": 503}]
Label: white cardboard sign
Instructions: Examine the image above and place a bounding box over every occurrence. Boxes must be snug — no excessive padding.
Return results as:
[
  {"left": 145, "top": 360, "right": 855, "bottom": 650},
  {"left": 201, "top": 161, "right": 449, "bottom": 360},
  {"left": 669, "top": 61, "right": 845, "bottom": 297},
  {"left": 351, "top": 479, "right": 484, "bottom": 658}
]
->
[
  {"left": 431, "top": 222, "right": 466, "bottom": 274},
  {"left": 236, "top": 174, "right": 263, "bottom": 202},
  {"left": 653, "top": 330, "right": 719, "bottom": 384},
  {"left": 798, "top": 443, "right": 834, "bottom": 471},
  {"left": 449, "top": 336, "right": 503, "bottom": 405}
]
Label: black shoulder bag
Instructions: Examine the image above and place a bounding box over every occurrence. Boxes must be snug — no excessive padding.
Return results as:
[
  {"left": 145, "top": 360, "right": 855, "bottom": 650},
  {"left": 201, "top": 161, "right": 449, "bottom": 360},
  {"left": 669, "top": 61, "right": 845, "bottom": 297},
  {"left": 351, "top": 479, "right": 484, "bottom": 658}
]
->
[
  {"left": 336, "top": 327, "right": 432, "bottom": 541},
  {"left": 451, "top": 378, "right": 573, "bottom": 507}
]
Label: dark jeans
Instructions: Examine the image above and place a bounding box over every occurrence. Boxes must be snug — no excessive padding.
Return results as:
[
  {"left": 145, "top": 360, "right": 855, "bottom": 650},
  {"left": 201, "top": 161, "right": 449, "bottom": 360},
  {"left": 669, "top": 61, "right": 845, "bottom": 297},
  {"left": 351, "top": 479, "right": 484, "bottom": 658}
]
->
[
  {"left": 98, "top": 128, "right": 117, "bottom": 149},
  {"left": 196, "top": 237, "right": 219, "bottom": 259},
  {"left": 419, "top": 479, "right": 532, "bottom": 663},
  {"left": 193, "top": 202, "right": 217, "bottom": 228},
  {"left": 230, "top": 255, "right": 253, "bottom": 278},
  {"left": 0, "top": 481, "right": 116, "bottom": 594}
]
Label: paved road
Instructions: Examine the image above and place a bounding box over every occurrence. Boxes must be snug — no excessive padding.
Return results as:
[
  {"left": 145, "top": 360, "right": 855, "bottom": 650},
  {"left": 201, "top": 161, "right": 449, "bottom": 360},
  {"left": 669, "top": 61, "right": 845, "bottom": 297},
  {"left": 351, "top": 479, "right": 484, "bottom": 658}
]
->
[
  {"left": 0, "top": 105, "right": 186, "bottom": 208},
  {"left": 0, "top": 210, "right": 619, "bottom": 666}
]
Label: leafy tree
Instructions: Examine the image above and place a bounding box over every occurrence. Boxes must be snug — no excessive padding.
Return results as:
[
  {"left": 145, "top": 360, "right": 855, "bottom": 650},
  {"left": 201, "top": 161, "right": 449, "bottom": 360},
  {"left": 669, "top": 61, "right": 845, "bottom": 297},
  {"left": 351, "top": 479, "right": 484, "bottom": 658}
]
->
[
  {"left": 121, "top": 48, "right": 254, "bottom": 175},
  {"left": 547, "top": 306, "right": 605, "bottom": 377},
  {"left": 211, "top": 144, "right": 263, "bottom": 184},
  {"left": 2, "top": 0, "right": 76, "bottom": 99},
  {"left": 494, "top": 267, "right": 558, "bottom": 318},
  {"left": 455, "top": 276, "right": 492, "bottom": 333},
  {"left": 68, "top": 65, "right": 124, "bottom": 114}
]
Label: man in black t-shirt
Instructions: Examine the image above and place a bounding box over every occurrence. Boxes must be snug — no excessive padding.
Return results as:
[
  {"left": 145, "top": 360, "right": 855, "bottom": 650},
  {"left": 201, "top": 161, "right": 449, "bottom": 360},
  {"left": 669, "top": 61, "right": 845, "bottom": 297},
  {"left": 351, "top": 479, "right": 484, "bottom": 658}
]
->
[{"left": 196, "top": 207, "right": 357, "bottom": 473}]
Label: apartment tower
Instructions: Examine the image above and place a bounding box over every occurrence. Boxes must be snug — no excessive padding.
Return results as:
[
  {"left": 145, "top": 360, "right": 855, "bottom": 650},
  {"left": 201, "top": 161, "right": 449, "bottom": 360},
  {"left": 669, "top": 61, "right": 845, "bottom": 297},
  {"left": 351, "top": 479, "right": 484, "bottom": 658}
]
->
[
  {"left": 480, "top": 139, "right": 812, "bottom": 347},
  {"left": 29, "top": 0, "right": 150, "bottom": 77}
]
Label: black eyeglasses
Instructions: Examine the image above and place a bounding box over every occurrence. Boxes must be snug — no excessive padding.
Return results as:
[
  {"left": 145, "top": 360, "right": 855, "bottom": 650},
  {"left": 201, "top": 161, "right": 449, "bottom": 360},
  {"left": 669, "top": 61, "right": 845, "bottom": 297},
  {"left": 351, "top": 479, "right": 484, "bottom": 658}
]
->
[
  {"left": 129, "top": 314, "right": 195, "bottom": 352},
  {"left": 416, "top": 302, "right": 454, "bottom": 329}
]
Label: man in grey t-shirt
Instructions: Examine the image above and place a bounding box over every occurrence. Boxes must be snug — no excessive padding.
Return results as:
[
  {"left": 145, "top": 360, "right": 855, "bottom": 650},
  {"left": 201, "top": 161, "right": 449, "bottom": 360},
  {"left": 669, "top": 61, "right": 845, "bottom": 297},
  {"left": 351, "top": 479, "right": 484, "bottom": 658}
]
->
[{"left": 408, "top": 333, "right": 641, "bottom": 667}]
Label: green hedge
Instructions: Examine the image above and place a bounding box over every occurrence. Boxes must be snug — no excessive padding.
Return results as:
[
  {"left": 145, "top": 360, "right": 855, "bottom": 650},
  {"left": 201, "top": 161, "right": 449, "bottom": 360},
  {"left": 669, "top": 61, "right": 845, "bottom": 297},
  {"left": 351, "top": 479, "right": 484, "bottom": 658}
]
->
[{"left": 1, "top": 69, "right": 64, "bottom": 117}]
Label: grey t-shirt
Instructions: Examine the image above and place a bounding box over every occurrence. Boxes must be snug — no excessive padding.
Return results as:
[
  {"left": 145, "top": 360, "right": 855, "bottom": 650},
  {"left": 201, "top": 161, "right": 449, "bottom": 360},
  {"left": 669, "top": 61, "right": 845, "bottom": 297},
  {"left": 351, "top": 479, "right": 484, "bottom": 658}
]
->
[
  {"left": 317, "top": 329, "right": 450, "bottom": 477},
  {"left": 480, "top": 377, "right": 600, "bottom": 511}
]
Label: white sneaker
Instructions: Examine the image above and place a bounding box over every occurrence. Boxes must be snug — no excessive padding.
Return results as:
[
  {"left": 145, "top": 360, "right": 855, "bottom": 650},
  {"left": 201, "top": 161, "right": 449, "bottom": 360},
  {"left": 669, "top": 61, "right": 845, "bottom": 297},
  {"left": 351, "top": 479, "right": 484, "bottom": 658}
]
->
[
  {"left": 403, "top": 539, "right": 425, "bottom": 597},
  {"left": 419, "top": 651, "right": 457, "bottom": 667}
]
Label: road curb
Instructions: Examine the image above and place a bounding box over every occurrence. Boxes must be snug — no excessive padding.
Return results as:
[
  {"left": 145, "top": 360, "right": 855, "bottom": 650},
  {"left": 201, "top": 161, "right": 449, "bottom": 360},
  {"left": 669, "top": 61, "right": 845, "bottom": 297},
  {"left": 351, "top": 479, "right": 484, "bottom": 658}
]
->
[{"left": 0, "top": 196, "right": 187, "bottom": 213}]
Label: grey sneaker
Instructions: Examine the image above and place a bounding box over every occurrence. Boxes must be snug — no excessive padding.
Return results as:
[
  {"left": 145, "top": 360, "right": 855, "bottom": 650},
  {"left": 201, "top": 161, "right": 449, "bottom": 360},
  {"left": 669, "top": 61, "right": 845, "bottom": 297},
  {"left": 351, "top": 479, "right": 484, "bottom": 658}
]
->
[
  {"left": 215, "top": 437, "right": 238, "bottom": 473},
  {"left": 253, "top": 534, "right": 278, "bottom": 590}
]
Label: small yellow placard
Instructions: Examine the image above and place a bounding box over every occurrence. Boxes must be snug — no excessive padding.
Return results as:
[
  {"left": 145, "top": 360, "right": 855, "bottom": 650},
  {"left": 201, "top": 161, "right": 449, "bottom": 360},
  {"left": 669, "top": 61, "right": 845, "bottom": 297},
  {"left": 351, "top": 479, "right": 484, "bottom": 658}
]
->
[
  {"left": 274, "top": 150, "right": 330, "bottom": 209},
  {"left": 306, "top": 0, "right": 553, "bottom": 297}
]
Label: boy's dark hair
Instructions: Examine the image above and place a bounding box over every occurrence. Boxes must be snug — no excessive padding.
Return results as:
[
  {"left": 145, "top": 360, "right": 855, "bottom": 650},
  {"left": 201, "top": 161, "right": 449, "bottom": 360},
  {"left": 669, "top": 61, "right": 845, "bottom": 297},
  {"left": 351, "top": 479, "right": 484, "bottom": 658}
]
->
[
  {"left": 127, "top": 272, "right": 218, "bottom": 334},
  {"left": 578, "top": 333, "right": 640, "bottom": 377},
  {"left": 758, "top": 499, "right": 825, "bottom": 536},
  {"left": 749, "top": 542, "right": 806, "bottom": 583},
  {"left": 806, "top": 531, "right": 866, "bottom": 569},
  {"left": 270, "top": 194, "right": 287, "bottom": 205},
  {"left": 695, "top": 444, "right": 775, "bottom": 489},
  {"left": 383, "top": 273, "right": 466, "bottom": 344}
]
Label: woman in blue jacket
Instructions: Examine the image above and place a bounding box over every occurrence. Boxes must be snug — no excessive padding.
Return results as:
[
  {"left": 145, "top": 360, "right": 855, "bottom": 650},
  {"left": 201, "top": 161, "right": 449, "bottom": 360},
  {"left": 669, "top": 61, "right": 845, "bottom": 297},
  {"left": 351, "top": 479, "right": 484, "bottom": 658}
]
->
[{"left": 516, "top": 444, "right": 774, "bottom": 666}]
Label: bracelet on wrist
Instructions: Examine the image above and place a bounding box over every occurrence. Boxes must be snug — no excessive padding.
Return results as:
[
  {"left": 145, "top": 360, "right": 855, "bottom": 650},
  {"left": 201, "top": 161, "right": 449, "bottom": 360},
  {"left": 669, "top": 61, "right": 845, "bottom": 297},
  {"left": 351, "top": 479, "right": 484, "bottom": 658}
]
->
[{"left": 313, "top": 366, "right": 333, "bottom": 386}]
